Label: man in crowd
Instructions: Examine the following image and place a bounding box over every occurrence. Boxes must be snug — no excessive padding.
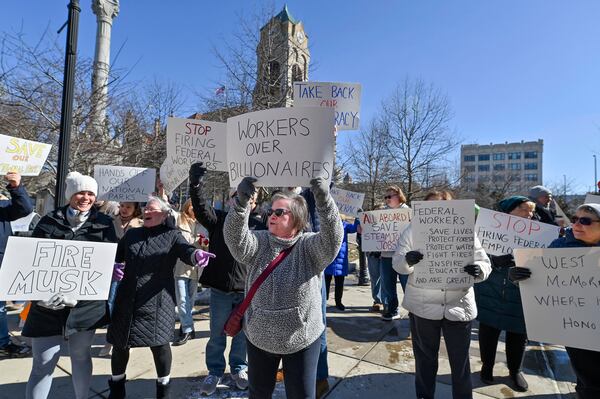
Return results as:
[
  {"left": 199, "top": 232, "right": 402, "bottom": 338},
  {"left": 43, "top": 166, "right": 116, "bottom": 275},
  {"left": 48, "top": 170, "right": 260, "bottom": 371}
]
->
[{"left": 528, "top": 185, "right": 558, "bottom": 225}]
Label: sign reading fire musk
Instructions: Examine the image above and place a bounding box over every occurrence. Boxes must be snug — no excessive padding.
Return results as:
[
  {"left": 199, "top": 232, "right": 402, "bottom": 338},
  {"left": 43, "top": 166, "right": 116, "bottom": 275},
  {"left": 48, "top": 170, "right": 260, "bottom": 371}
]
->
[{"left": 359, "top": 208, "right": 412, "bottom": 252}]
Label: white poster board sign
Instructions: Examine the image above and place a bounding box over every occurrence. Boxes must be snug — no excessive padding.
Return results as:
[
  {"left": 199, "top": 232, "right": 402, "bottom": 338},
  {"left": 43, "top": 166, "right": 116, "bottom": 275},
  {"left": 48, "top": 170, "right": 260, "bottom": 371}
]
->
[
  {"left": 94, "top": 165, "right": 156, "bottom": 202},
  {"left": 584, "top": 194, "right": 600, "bottom": 204},
  {"left": 359, "top": 208, "right": 412, "bottom": 252},
  {"left": 515, "top": 247, "right": 600, "bottom": 351},
  {"left": 0, "top": 237, "right": 118, "bottom": 300},
  {"left": 411, "top": 200, "right": 475, "bottom": 289},
  {"left": 0, "top": 134, "right": 52, "bottom": 176},
  {"left": 226, "top": 107, "right": 335, "bottom": 187},
  {"left": 331, "top": 187, "right": 365, "bottom": 217},
  {"left": 475, "top": 208, "right": 560, "bottom": 255},
  {"left": 293, "top": 82, "right": 361, "bottom": 130},
  {"left": 10, "top": 212, "right": 37, "bottom": 233}
]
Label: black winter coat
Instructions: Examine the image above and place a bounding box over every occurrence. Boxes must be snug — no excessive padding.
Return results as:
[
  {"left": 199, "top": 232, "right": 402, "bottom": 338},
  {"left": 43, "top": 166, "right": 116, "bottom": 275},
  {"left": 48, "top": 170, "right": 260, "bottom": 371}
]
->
[
  {"left": 22, "top": 207, "right": 117, "bottom": 338},
  {"left": 190, "top": 181, "right": 265, "bottom": 293},
  {"left": 107, "top": 224, "right": 196, "bottom": 348},
  {"left": 0, "top": 184, "right": 33, "bottom": 262},
  {"left": 532, "top": 204, "right": 558, "bottom": 226}
]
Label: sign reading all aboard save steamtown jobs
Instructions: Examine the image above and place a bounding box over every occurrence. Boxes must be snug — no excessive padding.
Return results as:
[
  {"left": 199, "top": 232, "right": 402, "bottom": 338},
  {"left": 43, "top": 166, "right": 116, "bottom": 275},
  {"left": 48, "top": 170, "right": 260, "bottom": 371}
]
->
[{"left": 226, "top": 107, "right": 335, "bottom": 187}]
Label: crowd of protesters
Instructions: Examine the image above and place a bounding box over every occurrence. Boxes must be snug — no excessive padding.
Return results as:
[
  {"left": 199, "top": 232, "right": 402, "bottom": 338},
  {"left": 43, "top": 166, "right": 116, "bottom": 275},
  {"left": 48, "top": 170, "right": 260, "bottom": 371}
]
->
[{"left": 0, "top": 162, "right": 598, "bottom": 399}]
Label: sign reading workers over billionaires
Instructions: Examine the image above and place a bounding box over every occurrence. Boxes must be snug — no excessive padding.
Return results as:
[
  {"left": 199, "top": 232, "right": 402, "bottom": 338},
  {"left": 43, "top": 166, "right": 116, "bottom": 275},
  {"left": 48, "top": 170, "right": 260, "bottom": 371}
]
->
[
  {"left": 227, "top": 107, "right": 335, "bottom": 187},
  {"left": 476, "top": 208, "right": 560, "bottom": 256},
  {"left": 293, "top": 82, "right": 361, "bottom": 131},
  {"left": 411, "top": 200, "right": 476, "bottom": 289},
  {"left": 330, "top": 187, "right": 365, "bottom": 218},
  {"left": 0, "top": 237, "right": 118, "bottom": 301},
  {"left": 94, "top": 165, "right": 156, "bottom": 202},
  {"left": 515, "top": 247, "right": 600, "bottom": 351},
  {"left": 0, "top": 134, "right": 52, "bottom": 176},
  {"left": 359, "top": 208, "right": 412, "bottom": 252}
]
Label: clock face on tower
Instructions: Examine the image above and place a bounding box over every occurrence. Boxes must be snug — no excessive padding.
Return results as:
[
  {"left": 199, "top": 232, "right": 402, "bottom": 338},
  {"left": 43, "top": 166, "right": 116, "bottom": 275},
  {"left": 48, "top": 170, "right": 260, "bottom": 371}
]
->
[{"left": 296, "top": 31, "right": 305, "bottom": 44}]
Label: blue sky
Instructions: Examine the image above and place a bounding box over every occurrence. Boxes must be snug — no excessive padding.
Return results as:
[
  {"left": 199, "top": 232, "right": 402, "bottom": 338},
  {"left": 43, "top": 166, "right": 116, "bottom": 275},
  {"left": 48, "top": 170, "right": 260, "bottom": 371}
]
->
[{"left": 2, "top": 1, "right": 599, "bottom": 193}]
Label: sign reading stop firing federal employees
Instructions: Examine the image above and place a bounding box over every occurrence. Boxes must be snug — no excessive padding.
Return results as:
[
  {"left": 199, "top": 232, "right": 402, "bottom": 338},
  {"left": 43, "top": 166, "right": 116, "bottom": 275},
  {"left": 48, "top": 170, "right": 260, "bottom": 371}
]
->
[
  {"left": 226, "top": 107, "right": 335, "bottom": 187},
  {"left": 359, "top": 208, "right": 412, "bottom": 252},
  {"left": 515, "top": 247, "right": 600, "bottom": 351},
  {"left": 411, "top": 200, "right": 476, "bottom": 289},
  {"left": 293, "top": 82, "right": 361, "bottom": 130}
]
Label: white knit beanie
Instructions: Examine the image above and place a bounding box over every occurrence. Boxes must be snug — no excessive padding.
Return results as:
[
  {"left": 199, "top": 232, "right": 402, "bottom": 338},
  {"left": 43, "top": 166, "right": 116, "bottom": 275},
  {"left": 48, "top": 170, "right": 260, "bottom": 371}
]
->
[{"left": 65, "top": 171, "right": 98, "bottom": 201}]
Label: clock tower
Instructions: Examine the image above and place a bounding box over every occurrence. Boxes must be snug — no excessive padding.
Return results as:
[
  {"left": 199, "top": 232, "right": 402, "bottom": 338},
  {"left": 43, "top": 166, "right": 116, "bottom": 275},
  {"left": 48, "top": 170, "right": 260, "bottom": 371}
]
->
[{"left": 253, "top": 5, "right": 310, "bottom": 109}]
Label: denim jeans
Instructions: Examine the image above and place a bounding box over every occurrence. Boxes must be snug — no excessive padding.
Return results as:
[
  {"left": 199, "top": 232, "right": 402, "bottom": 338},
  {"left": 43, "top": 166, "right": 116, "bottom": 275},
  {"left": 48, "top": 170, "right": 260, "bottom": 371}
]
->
[
  {"left": 366, "top": 255, "right": 382, "bottom": 304},
  {"left": 175, "top": 277, "right": 198, "bottom": 333},
  {"left": 206, "top": 288, "right": 247, "bottom": 376},
  {"left": 0, "top": 301, "right": 8, "bottom": 347},
  {"left": 316, "top": 275, "right": 328, "bottom": 380},
  {"left": 380, "top": 257, "right": 408, "bottom": 314}
]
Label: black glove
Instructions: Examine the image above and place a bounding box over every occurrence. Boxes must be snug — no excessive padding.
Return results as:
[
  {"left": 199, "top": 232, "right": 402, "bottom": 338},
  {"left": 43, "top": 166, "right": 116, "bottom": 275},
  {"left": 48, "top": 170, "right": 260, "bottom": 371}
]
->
[
  {"left": 490, "top": 253, "right": 515, "bottom": 269},
  {"left": 236, "top": 177, "right": 257, "bottom": 208},
  {"left": 189, "top": 162, "right": 207, "bottom": 186},
  {"left": 405, "top": 251, "right": 423, "bottom": 266},
  {"left": 508, "top": 267, "right": 531, "bottom": 282},
  {"left": 464, "top": 264, "right": 482, "bottom": 278},
  {"left": 310, "top": 177, "right": 329, "bottom": 204}
]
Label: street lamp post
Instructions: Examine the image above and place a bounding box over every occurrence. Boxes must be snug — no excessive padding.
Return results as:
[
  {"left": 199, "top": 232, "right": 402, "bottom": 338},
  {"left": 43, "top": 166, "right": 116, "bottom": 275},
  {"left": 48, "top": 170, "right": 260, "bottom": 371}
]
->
[
  {"left": 55, "top": 0, "right": 81, "bottom": 208},
  {"left": 594, "top": 154, "right": 598, "bottom": 194}
]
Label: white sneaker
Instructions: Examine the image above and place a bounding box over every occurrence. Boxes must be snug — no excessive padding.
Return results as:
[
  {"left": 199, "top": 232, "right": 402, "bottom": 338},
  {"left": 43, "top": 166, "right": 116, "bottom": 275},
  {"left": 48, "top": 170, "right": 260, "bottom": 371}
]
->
[
  {"left": 231, "top": 369, "right": 249, "bottom": 390},
  {"left": 200, "top": 374, "right": 221, "bottom": 395}
]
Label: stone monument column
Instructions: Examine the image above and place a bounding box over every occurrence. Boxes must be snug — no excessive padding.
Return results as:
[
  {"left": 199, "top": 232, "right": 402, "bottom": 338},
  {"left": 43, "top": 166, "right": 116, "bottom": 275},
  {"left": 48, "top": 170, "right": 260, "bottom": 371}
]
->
[{"left": 91, "top": 0, "right": 119, "bottom": 138}]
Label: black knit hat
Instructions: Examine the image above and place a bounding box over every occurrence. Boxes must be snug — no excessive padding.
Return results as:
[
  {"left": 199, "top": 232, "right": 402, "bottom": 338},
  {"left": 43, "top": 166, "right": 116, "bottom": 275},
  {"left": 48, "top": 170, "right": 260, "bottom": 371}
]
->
[{"left": 498, "top": 196, "right": 531, "bottom": 213}]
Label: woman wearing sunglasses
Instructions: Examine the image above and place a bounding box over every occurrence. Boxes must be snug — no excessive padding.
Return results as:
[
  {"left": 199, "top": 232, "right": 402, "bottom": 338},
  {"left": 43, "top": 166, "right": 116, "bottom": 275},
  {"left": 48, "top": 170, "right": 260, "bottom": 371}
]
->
[
  {"left": 224, "top": 176, "right": 343, "bottom": 399},
  {"left": 509, "top": 203, "right": 600, "bottom": 399}
]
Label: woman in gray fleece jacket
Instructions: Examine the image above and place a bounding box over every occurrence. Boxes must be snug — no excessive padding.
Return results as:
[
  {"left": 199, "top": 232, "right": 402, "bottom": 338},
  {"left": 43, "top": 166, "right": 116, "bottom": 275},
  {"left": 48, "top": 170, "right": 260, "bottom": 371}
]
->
[{"left": 224, "top": 176, "right": 343, "bottom": 399}]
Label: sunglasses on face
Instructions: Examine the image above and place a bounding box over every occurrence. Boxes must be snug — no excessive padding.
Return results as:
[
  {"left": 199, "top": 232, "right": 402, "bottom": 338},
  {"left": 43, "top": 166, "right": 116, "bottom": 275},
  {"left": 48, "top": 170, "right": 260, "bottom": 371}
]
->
[
  {"left": 572, "top": 216, "right": 600, "bottom": 226},
  {"left": 384, "top": 195, "right": 397, "bottom": 200},
  {"left": 267, "top": 208, "right": 291, "bottom": 217}
]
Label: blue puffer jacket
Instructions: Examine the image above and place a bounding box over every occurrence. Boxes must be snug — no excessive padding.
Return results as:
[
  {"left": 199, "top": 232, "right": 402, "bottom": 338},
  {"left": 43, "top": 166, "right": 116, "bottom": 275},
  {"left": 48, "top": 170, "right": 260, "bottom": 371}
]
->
[
  {"left": 548, "top": 227, "right": 599, "bottom": 249},
  {"left": 324, "top": 220, "right": 359, "bottom": 276}
]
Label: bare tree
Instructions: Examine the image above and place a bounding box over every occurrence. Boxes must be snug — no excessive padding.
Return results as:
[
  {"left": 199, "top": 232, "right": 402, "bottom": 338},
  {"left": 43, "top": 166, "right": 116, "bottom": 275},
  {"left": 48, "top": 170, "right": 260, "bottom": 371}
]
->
[{"left": 381, "top": 78, "right": 459, "bottom": 202}]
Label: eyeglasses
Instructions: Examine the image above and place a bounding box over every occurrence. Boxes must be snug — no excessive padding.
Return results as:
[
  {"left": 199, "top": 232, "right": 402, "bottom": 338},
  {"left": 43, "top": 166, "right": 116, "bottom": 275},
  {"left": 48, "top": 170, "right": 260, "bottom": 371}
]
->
[
  {"left": 267, "top": 208, "right": 291, "bottom": 217},
  {"left": 572, "top": 216, "right": 600, "bottom": 226},
  {"left": 384, "top": 194, "right": 397, "bottom": 200}
]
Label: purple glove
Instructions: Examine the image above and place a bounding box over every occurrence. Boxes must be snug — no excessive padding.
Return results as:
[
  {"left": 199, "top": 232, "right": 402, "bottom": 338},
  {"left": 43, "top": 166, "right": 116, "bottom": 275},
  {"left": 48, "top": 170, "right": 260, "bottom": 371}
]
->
[
  {"left": 112, "top": 263, "right": 125, "bottom": 282},
  {"left": 194, "top": 249, "right": 216, "bottom": 268}
]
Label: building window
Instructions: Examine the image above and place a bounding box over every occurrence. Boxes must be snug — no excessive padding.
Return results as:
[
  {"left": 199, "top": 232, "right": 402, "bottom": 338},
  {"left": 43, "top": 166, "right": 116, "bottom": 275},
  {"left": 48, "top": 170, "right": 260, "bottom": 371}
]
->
[
  {"left": 524, "top": 163, "right": 537, "bottom": 170},
  {"left": 478, "top": 154, "right": 490, "bottom": 161},
  {"left": 524, "top": 151, "right": 538, "bottom": 159},
  {"left": 508, "top": 163, "right": 521, "bottom": 170},
  {"left": 292, "top": 64, "right": 303, "bottom": 83},
  {"left": 508, "top": 152, "right": 521, "bottom": 160},
  {"left": 463, "top": 155, "right": 475, "bottom": 162},
  {"left": 492, "top": 153, "right": 505, "bottom": 161},
  {"left": 268, "top": 61, "right": 280, "bottom": 86},
  {"left": 525, "top": 173, "right": 538, "bottom": 181},
  {"left": 493, "top": 164, "right": 505, "bottom": 171},
  {"left": 509, "top": 174, "right": 521, "bottom": 182},
  {"left": 478, "top": 176, "right": 490, "bottom": 182},
  {"left": 464, "top": 176, "right": 476, "bottom": 183},
  {"left": 464, "top": 165, "right": 475, "bottom": 172},
  {"left": 493, "top": 175, "right": 505, "bottom": 182},
  {"left": 478, "top": 164, "right": 490, "bottom": 172}
]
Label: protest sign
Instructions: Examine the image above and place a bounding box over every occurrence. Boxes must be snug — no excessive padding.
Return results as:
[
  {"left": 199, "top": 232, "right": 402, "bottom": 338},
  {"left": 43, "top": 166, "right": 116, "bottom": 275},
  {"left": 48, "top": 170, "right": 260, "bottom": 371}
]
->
[
  {"left": 226, "top": 107, "right": 335, "bottom": 187},
  {"left": 0, "top": 134, "right": 52, "bottom": 176},
  {"left": 411, "top": 200, "right": 475, "bottom": 289},
  {"left": 584, "top": 194, "right": 600, "bottom": 204},
  {"left": 359, "top": 208, "right": 412, "bottom": 252},
  {"left": 515, "top": 247, "right": 600, "bottom": 351},
  {"left": 475, "top": 208, "right": 560, "bottom": 255},
  {"left": 94, "top": 165, "right": 156, "bottom": 202},
  {"left": 0, "top": 237, "right": 118, "bottom": 301},
  {"left": 331, "top": 187, "right": 365, "bottom": 217},
  {"left": 10, "top": 212, "right": 37, "bottom": 233},
  {"left": 293, "top": 81, "right": 361, "bottom": 130}
]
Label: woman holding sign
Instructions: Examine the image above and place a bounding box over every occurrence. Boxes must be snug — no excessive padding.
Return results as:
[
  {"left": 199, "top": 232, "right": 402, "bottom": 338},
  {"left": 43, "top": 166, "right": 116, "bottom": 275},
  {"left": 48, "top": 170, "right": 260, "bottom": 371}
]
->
[
  {"left": 224, "top": 177, "right": 343, "bottom": 399},
  {"left": 509, "top": 203, "right": 600, "bottom": 399},
  {"left": 392, "top": 190, "right": 491, "bottom": 399}
]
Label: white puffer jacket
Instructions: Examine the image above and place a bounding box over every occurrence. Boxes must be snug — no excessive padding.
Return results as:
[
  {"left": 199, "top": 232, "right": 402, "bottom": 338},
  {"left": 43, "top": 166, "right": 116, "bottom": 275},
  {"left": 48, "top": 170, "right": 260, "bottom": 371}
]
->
[{"left": 392, "top": 225, "right": 491, "bottom": 321}]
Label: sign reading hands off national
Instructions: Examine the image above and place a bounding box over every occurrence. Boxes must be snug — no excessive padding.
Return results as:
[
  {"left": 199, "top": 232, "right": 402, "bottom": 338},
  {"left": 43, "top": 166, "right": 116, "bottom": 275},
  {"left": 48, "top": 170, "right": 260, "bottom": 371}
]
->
[
  {"left": 0, "top": 237, "right": 118, "bottom": 301},
  {"left": 94, "top": 165, "right": 156, "bottom": 202},
  {"left": 515, "top": 247, "right": 600, "bottom": 351},
  {"left": 227, "top": 107, "right": 335, "bottom": 187}
]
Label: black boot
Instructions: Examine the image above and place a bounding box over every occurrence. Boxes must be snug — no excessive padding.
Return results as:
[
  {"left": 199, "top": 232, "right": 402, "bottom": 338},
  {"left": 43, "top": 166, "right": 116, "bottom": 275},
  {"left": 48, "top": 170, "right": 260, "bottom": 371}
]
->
[
  {"left": 108, "top": 377, "right": 126, "bottom": 399},
  {"left": 156, "top": 381, "right": 171, "bottom": 399},
  {"left": 479, "top": 365, "right": 494, "bottom": 385},
  {"left": 509, "top": 371, "right": 528, "bottom": 392},
  {"left": 172, "top": 330, "right": 193, "bottom": 346}
]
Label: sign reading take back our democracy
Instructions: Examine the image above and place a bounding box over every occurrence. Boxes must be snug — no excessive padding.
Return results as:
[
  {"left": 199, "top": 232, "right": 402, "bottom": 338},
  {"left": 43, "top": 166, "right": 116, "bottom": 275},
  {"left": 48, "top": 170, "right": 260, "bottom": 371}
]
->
[
  {"left": 0, "top": 134, "right": 52, "bottom": 176},
  {"left": 226, "top": 107, "right": 335, "bottom": 187},
  {"left": 330, "top": 187, "right": 365, "bottom": 218},
  {"left": 475, "top": 208, "right": 560, "bottom": 255},
  {"left": 515, "top": 247, "right": 600, "bottom": 351},
  {"left": 0, "top": 237, "right": 118, "bottom": 301},
  {"left": 359, "top": 208, "right": 412, "bottom": 252},
  {"left": 293, "top": 82, "right": 361, "bottom": 131},
  {"left": 411, "top": 200, "right": 476, "bottom": 289},
  {"left": 94, "top": 165, "right": 156, "bottom": 202}
]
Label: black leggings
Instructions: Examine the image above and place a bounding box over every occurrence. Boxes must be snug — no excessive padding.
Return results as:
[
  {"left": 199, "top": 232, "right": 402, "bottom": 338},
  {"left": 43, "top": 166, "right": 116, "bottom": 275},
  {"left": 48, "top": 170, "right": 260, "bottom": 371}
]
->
[
  {"left": 111, "top": 344, "right": 172, "bottom": 378},
  {"left": 478, "top": 323, "right": 527, "bottom": 374},
  {"left": 324, "top": 275, "right": 345, "bottom": 304}
]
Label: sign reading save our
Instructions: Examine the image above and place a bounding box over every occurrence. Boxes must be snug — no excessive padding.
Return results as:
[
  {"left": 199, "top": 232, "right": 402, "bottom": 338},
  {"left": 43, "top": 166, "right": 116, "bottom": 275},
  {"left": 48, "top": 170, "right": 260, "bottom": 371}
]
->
[{"left": 0, "top": 134, "right": 52, "bottom": 176}]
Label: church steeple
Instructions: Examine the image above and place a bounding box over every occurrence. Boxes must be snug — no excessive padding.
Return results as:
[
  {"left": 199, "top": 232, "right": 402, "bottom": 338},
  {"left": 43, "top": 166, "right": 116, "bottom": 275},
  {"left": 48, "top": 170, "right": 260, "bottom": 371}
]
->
[{"left": 253, "top": 6, "right": 310, "bottom": 109}]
